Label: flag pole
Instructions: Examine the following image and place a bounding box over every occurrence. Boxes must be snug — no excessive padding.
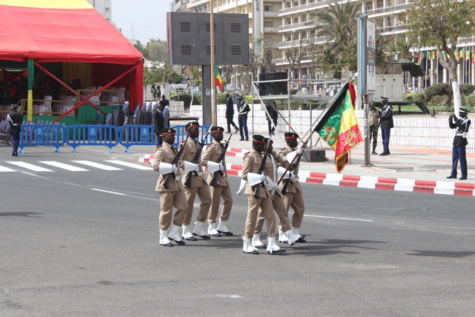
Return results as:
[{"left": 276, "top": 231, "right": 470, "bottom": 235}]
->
[{"left": 210, "top": 0, "right": 217, "bottom": 125}]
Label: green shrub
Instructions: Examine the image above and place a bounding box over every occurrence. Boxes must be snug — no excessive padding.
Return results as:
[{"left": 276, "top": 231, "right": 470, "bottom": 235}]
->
[
  {"left": 424, "top": 83, "right": 452, "bottom": 100},
  {"left": 405, "top": 93, "right": 425, "bottom": 102},
  {"left": 460, "top": 84, "right": 475, "bottom": 95}
]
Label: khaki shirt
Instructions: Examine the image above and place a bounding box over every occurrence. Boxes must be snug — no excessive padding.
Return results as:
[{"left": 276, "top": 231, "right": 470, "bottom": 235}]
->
[
  {"left": 202, "top": 140, "right": 230, "bottom": 187},
  {"left": 177, "top": 136, "right": 207, "bottom": 187},
  {"left": 277, "top": 146, "right": 302, "bottom": 194},
  {"left": 242, "top": 148, "right": 270, "bottom": 198},
  {"left": 152, "top": 142, "right": 184, "bottom": 192},
  {"left": 369, "top": 109, "right": 380, "bottom": 127}
]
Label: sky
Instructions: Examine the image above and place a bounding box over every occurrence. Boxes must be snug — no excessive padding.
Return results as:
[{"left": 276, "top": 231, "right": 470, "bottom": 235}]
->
[{"left": 111, "top": 0, "right": 168, "bottom": 43}]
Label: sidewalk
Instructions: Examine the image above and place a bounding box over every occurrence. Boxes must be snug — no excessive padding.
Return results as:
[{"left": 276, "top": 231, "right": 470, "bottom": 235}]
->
[{"left": 140, "top": 129, "right": 475, "bottom": 197}]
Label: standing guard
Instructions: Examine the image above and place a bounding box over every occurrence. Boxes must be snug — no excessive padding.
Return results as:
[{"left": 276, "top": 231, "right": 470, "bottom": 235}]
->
[
  {"left": 240, "top": 135, "right": 285, "bottom": 255},
  {"left": 152, "top": 128, "right": 187, "bottom": 247},
  {"left": 201, "top": 126, "right": 234, "bottom": 236},
  {"left": 447, "top": 108, "right": 471, "bottom": 180},
  {"left": 277, "top": 132, "right": 306, "bottom": 243},
  {"left": 178, "top": 121, "right": 212, "bottom": 240}
]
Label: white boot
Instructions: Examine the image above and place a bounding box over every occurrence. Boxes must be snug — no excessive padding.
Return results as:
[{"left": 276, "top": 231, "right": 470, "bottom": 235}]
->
[
  {"left": 217, "top": 219, "right": 233, "bottom": 236},
  {"left": 266, "top": 237, "right": 286, "bottom": 255},
  {"left": 168, "top": 224, "right": 185, "bottom": 245},
  {"left": 252, "top": 233, "right": 266, "bottom": 248},
  {"left": 242, "top": 237, "right": 259, "bottom": 254},
  {"left": 293, "top": 228, "right": 306, "bottom": 243},
  {"left": 278, "top": 229, "right": 288, "bottom": 243},
  {"left": 285, "top": 229, "right": 296, "bottom": 246},
  {"left": 182, "top": 225, "right": 197, "bottom": 241},
  {"left": 208, "top": 222, "right": 221, "bottom": 237},
  {"left": 159, "top": 229, "right": 173, "bottom": 247},
  {"left": 192, "top": 221, "right": 210, "bottom": 239}
]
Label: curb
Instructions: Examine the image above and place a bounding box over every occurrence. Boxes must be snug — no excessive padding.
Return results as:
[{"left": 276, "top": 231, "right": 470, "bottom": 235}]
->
[{"left": 139, "top": 154, "right": 475, "bottom": 197}]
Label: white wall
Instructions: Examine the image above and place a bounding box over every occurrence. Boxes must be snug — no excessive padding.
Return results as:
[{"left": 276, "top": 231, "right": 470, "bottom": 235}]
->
[{"left": 189, "top": 104, "right": 474, "bottom": 152}]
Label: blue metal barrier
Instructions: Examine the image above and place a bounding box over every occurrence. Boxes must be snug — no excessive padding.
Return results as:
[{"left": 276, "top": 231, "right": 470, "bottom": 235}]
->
[
  {"left": 19, "top": 124, "right": 66, "bottom": 153},
  {"left": 119, "top": 125, "right": 157, "bottom": 152},
  {"left": 67, "top": 125, "right": 119, "bottom": 153},
  {"left": 173, "top": 125, "right": 212, "bottom": 147}
]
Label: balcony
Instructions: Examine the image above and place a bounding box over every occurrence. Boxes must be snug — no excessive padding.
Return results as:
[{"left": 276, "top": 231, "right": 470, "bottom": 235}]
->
[
  {"left": 369, "top": 3, "right": 412, "bottom": 17},
  {"left": 279, "top": 20, "right": 316, "bottom": 33},
  {"left": 378, "top": 24, "right": 407, "bottom": 35},
  {"left": 279, "top": 0, "right": 361, "bottom": 16}
]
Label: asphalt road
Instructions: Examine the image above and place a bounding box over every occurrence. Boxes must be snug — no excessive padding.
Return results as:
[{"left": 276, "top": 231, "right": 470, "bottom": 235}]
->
[{"left": 1, "top": 146, "right": 475, "bottom": 316}]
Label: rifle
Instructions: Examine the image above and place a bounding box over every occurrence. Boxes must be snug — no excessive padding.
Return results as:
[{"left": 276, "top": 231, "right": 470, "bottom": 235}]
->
[
  {"left": 184, "top": 128, "right": 210, "bottom": 187},
  {"left": 163, "top": 138, "right": 188, "bottom": 189},
  {"left": 253, "top": 142, "right": 270, "bottom": 199},
  {"left": 278, "top": 131, "right": 314, "bottom": 195},
  {"left": 209, "top": 131, "right": 233, "bottom": 187}
]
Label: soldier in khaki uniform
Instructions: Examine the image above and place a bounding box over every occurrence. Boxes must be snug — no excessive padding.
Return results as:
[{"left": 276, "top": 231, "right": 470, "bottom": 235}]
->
[
  {"left": 201, "top": 126, "right": 233, "bottom": 236},
  {"left": 369, "top": 102, "right": 381, "bottom": 154},
  {"left": 178, "top": 121, "right": 212, "bottom": 240},
  {"left": 246, "top": 140, "right": 296, "bottom": 249},
  {"left": 152, "top": 128, "right": 187, "bottom": 247},
  {"left": 241, "top": 135, "right": 285, "bottom": 255},
  {"left": 278, "top": 132, "right": 306, "bottom": 243}
]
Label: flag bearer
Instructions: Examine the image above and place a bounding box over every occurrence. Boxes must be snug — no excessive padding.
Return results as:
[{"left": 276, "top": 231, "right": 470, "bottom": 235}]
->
[
  {"left": 201, "top": 126, "right": 234, "bottom": 236},
  {"left": 278, "top": 132, "right": 306, "bottom": 243},
  {"left": 152, "top": 128, "right": 187, "bottom": 247},
  {"left": 178, "top": 121, "right": 212, "bottom": 240}
]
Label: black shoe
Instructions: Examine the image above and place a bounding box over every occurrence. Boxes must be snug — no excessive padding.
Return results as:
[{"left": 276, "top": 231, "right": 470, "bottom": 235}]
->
[
  {"left": 254, "top": 244, "right": 266, "bottom": 249},
  {"left": 245, "top": 138, "right": 249, "bottom": 141},
  {"left": 243, "top": 250, "right": 259, "bottom": 255},
  {"left": 239, "top": 139, "right": 244, "bottom": 141},
  {"left": 218, "top": 230, "right": 233, "bottom": 236},
  {"left": 209, "top": 232, "right": 221, "bottom": 237},
  {"left": 226, "top": 131, "right": 231, "bottom": 133},
  {"left": 160, "top": 242, "right": 173, "bottom": 247},
  {"left": 372, "top": 151, "right": 377, "bottom": 155},
  {"left": 380, "top": 152, "right": 389, "bottom": 156},
  {"left": 459, "top": 177, "right": 467, "bottom": 180},
  {"left": 295, "top": 236, "right": 307, "bottom": 243},
  {"left": 168, "top": 237, "right": 186, "bottom": 245},
  {"left": 183, "top": 236, "right": 198, "bottom": 241},
  {"left": 446, "top": 175, "right": 456, "bottom": 179},
  {"left": 268, "top": 249, "right": 286, "bottom": 255},
  {"left": 193, "top": 233, "right": 211, "bottom": 240},
  {"left": 235, "top": 127, "right": 239, "bottom": 133}
]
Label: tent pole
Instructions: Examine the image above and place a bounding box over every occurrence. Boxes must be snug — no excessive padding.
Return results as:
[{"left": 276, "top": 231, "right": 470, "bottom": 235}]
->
[{"left": 27, "top": 59, "right": 34, "bottom": 122}]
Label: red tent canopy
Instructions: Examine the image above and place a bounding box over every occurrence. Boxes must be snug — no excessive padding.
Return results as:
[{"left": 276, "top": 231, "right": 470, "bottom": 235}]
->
[{"left": 0, "top": 0, "right": 143, "bottom": 106}]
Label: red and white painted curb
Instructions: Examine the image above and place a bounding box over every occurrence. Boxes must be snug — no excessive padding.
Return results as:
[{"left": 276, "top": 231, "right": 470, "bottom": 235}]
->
[{"left": 140, "top": 153, "right": 475, "bottom": 196}]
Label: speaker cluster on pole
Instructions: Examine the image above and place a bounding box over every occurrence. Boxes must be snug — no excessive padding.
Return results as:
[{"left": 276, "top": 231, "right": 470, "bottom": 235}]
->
[{"left": 258, "top": 72, "right": 288, "bottom": 96}]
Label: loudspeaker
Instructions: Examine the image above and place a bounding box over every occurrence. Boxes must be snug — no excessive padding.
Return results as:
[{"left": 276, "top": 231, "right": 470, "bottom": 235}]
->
[
  {"left": 258, "top": 73, "right": 288, "bottom": 96},
  {"left": 274, "top": 72, "right": 288, "bottom": 95},
  {"left": 300, "top": 149, "right": 327, "bottom": 162}
]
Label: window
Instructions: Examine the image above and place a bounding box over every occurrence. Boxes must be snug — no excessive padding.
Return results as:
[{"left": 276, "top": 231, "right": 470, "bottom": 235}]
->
[
  {"left": 264, "top": 6, "right": 273, "bottom": 11},
  {"left": 264, "top": 21, "right": 273, "bottom": 27}
]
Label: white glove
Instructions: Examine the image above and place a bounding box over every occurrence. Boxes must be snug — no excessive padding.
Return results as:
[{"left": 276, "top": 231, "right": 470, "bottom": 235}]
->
[
  {"left": 260, "top": 174, "right": 266, "bottom": 182},
  {"left": 288, "top": 170, "right": 295, "bottom": 180},
  {"left": 236, "top": 179, "right": 247, "bottom": 196},
  {"left": 272, "top": 182, "right": 280, "bottom": 191},
  {"left": 172, "top": 164, "right": 178, "bottom": 175},
  {"left": 194, "top": 163, "right": 200, "bottom": 172},
  {"left": 296, "top": 148, "right": 303, "bottom": 155},
  {"left": 219, "top": 162, "right": 225, "bottom": 171}
]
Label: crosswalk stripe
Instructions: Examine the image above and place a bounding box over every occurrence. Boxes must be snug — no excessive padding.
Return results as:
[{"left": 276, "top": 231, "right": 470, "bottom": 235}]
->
[
  {"left": 0, "top": 165, "right": 16, "bottom": 172},
  {"left": 72, "top": 160, "right": 122, "bottom": 171},
  {"left": 104, "top": 160, "right": 151, "bottom": 170},
  {"left": 40, "top": 161, "right": 89, "bottom": 172},
  {"left": 6, "top": 161, "right": 53, "bottom": 172}
]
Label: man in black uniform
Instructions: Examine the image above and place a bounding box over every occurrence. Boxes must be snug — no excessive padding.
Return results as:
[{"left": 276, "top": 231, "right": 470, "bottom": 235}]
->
[
  {"left": 225, "top": 93, "right": 239, "bottom": 133},
  {"left": 7, "top": 104, "right": 23, "bottom": 157},
  {"left": 153, "top": 103, "right": 165, "bottom": 146},
  {"left": 379, "top": 96, "right": 394, "bottom": 156},
  {"left": 447, "top": 108, "right": 471, "bottom": 180}
]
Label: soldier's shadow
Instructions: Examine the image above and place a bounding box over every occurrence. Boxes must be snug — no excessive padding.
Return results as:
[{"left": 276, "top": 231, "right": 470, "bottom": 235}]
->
[{"left": 288, "top": 238, "right": 386, "bottom": 257}]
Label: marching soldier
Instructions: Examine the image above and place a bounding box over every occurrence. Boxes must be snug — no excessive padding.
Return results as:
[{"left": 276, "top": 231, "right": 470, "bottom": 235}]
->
[
  {"left": 152, "top": 128, "right": 187, "bottom": 247},
  {"left": 246, "top": 140, "right": 296, "bottom": 249},
  {"left": 201, "top": 126, "right": 234, "bottom": 236},
  {"left": 240, "top": 135, "right": 285, "bottom": 255},
  {"left": 278, "top": 132, "right": 306, "bottom": 243},
  {"left": 178, "top": 121, "right": 212, "bottom": 240}
]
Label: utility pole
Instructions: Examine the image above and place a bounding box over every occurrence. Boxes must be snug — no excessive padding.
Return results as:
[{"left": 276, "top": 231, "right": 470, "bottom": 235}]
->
[{"left": 210, "top": 0, "right": 217, "bottom": 125}]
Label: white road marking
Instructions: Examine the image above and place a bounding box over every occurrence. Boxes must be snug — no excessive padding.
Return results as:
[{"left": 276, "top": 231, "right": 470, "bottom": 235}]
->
[
  {"left": 0, "top": 165, "right": 15, "bottom": 172},
  {"left": 91, "top": 188, "right": 127, "bottom": 196},
  {"left": 305, "top": 214, "right": 374, "bottom": 222},
  {"left": 104, "top": 160, "right": 151, "bottom": 170},
  {"left": 40, "top": 161, "right": 89, "bottom": 172},
  {"left": 6, "top": 161, "right": 52, "bottom": 172},
  {"left": 72, "top": 160, "right": 122, "bottom": 171}
]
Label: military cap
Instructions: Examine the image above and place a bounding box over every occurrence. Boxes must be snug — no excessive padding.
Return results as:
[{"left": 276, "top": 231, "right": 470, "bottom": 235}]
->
[
  {"left": 252, "top": 135, "right": 268, "bottom": 143},
  {"left": 210, "top": 126, "right": 225, "bottom": 132},
  {"left": 160, "top": 128, "right": 176, "bottom": 135},
  {"left": 381, "top": 96, "right": 389, "bottom": 101},
  {"left": 284, "top": 132, "right": 299, "bottom": 139},
  {"left": 185, "top": 121, "right": 200, "bottom": 131},
  {"left": 459, "top": 108, "right": 469, "bottom": 114}
]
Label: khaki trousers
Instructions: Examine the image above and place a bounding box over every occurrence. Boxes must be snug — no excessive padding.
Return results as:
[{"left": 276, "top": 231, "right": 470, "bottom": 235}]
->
[
  {"left": 208, "top": 184, "right": 233, "bottom": 223},
  {"left": 283, "top": 191, "right": 305, "bottom": 229},
  {"left": 254, "top": 193, "right": 292, "bottom": 234},
  {"left": 183, "top": 185, "right": 212, "bottom": 225},
  {"left": 159, "top": 190, "right": 187, "bottom": 230},
  {"left": 244, "top": 195, "right": 275, "bottom": 238}
]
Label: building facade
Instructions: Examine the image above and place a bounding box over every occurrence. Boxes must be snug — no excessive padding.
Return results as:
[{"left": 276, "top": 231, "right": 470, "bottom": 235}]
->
[{"left": 87, "top": 0, "right": 112, "bottom": 22}]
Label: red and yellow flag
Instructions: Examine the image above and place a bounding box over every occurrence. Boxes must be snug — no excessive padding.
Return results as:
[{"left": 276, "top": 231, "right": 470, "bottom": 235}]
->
[
  {"left": 214, "top": 63, "right": 223, "bottom": 91},
  {"left": 315, "top": 82, "right": 363, "bottom": 172}
]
